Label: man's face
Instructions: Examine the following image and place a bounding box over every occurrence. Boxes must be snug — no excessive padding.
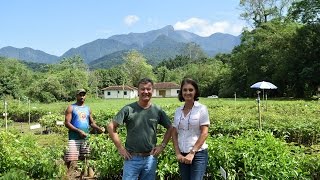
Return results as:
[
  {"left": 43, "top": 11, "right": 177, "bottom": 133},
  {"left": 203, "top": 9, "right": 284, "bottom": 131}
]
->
[
  {"left": 138, "top": 82, "right": 153, "bottom": 102},
  {"left": 76, "top": 92, "right": 86, "bottom": 103}
]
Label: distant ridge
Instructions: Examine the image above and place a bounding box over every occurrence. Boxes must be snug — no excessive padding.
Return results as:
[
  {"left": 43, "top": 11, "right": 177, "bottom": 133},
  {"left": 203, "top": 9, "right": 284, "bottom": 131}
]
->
[
  {"left": 0, "top": 46, "right": 59, "bottom": 64},
  {"left": 0, "top": 25, "right": 241, "bottom": 67}
]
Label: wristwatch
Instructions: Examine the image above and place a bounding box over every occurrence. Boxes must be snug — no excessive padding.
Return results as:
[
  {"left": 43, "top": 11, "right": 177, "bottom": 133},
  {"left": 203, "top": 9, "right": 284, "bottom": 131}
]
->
[
  {"left": 190, "top": 149, "right": 196, "bottom": 154},
  {"left": 161, "top": 143, "right": 166, "bottom": 148}
]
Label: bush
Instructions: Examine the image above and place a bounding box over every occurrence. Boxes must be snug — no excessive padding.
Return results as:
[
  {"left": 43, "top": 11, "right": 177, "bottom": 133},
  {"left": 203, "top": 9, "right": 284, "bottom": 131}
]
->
[
  {"left": 0, "top": 169, "right": 32, "bottom": 180},
  {"left": 0, "top": 132, "right": 65, "bottom": 179},
  {"left": 39, "top": 113, "right": 67, "bottom": 134},
  {"left": 207, "top": 130, "right": 308, "bottom": 179}
]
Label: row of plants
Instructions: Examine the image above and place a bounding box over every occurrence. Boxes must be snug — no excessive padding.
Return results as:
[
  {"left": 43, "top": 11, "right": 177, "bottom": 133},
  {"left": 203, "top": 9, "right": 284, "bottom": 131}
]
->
[
  {"left": 1, "top": 99, "right": 319, "bottom": 145},
  {"left": 1, "top": 129, "right": 319, "bottom": 179},
  {"left": 0, "top": 98, "right": 319, "bottom": 179},
  {"left": 87, "top": 130, "right": 320, "bottom": 179},
  {"left": 209, "top": 100, "right": 320, "bottom": 145},
  {"left": 0, "top": 98, "right": 320, "bottom": 146}
]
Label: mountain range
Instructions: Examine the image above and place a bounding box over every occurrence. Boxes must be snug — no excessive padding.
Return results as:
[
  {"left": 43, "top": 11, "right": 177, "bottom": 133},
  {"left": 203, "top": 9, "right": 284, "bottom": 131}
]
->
[{"left": 0, "top": 25, "right": 241, "bottom": 68}]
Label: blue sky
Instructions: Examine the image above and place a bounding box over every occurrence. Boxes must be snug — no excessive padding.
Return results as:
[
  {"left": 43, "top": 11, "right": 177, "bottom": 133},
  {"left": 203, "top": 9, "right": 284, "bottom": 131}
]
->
[{"left": 1, "top": 0, "right": 246, "bottom": 56}]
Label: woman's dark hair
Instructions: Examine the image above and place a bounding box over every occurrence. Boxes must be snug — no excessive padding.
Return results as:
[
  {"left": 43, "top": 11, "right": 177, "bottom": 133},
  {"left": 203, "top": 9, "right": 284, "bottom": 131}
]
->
[{"left": 178, "top": 78, "right": 200, "bottom": 102}]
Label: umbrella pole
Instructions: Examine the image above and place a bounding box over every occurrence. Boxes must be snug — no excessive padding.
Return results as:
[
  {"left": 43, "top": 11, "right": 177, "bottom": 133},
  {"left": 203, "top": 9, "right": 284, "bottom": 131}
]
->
[
  {"left": 262, "top": 89, "right": 265, "bottom": 110},
  {"left": 257, "top": 91, "right": 262, "bottom": 130},
  {"left": 265, "top": 92, "right": 268, "bottom": 111}
]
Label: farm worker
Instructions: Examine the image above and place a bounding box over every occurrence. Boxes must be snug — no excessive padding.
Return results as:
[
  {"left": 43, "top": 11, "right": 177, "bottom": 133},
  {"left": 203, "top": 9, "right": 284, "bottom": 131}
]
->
[
  {"left": 172, "top": 78, "right": 210, "bottom": 180},
  {"left": 107, "top": 78, "right": 173, "bottom": 180},
  {"left": 64, "top": 89, "right": 105, "bottom": 177}
]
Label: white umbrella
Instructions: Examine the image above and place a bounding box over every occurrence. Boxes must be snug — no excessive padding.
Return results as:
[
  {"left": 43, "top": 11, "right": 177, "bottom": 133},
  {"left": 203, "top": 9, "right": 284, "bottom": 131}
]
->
[
  {"left": 250, "top": 81, "right": 278, "bottom": 89},
  {"left": 250, "top": 81, "right": 277, "bottom": 129},
  {"left": 250, "top": 81, "right": 277, "bottom": 102}
]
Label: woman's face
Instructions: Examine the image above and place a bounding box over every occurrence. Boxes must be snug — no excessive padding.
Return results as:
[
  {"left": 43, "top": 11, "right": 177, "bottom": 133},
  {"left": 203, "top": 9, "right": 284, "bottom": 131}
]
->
[{"left": 182, "top": 83, "right": 196, "bottom": 102}]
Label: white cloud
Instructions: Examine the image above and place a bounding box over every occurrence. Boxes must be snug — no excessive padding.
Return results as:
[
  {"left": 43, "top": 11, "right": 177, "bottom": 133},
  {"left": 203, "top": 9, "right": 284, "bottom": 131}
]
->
[
  {"left": 124, "top": 15, "right": 140, "bottom": 26},
  {"left": 174, "top": 17, "right": 245, "bottom": 36}
]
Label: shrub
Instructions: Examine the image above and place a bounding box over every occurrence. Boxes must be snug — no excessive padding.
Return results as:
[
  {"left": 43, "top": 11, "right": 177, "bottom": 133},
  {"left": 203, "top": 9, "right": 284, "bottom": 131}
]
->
[{"left": 0, "top": 132, "right": 65, "bottom": 179}]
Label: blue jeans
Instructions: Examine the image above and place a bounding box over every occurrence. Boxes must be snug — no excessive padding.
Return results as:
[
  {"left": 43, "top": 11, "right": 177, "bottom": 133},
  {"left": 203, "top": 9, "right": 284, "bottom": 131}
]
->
[
  {"left": 179, "top": 149, "right": 208, "bottom": 180},
  {"left": 122, "top": 155, "right": 157, "bottom": 180}
]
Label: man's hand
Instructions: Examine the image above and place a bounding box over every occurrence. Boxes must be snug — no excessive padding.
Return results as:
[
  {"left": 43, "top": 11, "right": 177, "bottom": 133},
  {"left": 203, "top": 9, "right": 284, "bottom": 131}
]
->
[
  {"left": 78, "top": 130, "right": 87, "bottom": 138},
  {"left": 98, "top": 127, "right": 105, "bottom": 133},
  {"left": 118, "top": 146, "right": 132, "bottom": 160}
]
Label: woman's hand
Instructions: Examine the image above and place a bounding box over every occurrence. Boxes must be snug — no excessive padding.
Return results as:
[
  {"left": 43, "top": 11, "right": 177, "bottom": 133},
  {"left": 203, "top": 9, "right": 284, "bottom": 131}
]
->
[
  {"left": 176, "top": 153, "right": 185, "bottom": 163},
  {"left": 151, "top": 145, "right": 164, "bottom": 156},
  {"left": 183, "top": 153, "right": 195, "bottom": 164}
]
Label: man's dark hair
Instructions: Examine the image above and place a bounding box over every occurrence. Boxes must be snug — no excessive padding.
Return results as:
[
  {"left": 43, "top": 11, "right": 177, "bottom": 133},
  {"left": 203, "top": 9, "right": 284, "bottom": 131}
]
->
[
  {"left": 137, "top": 78, "right": 154, "bottom": 87},
  {"left": 178, "top": 78, "right": 200, "bottom": 102}
]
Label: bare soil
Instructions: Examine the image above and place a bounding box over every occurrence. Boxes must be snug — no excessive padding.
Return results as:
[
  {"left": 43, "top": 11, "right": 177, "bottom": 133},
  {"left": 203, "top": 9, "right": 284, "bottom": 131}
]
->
[{"left": 64, "top": 161, "right": 97, "bottom": 180}]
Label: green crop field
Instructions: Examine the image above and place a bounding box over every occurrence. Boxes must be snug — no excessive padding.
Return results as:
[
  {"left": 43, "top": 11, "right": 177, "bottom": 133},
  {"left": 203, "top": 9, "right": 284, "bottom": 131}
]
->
[{"left": 1, "top": 98, "right": 320, "bottom": 179}]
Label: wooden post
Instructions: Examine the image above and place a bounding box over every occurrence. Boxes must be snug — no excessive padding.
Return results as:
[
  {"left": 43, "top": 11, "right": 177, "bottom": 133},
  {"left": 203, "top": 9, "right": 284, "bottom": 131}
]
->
[
  {"left": 28, "top": 99, "right": 31, "bottom": 125},
  {"left": 4, "top": 100, "right": 8, "bottom": 132},
  {"left": 318, "top": 86, "right": 320, "bottom": 102}
]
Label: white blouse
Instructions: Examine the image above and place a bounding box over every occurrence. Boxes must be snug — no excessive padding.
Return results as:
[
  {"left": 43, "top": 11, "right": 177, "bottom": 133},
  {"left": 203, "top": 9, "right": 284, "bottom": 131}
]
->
[{"left": 173, "top": 101, "right": 210, "bottom": 153}]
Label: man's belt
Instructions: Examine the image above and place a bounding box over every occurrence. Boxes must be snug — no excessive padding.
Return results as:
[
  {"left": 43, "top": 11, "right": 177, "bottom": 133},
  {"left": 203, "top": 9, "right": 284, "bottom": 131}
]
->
[{"left": 130, "top": 152, "right": 151, "bottom": 157}]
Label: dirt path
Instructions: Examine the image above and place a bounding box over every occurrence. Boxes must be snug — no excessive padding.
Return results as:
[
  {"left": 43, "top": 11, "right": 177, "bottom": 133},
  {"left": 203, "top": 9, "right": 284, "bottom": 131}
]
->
[{"left": 64, "top": 162, "right": 96, "bottom": 180}]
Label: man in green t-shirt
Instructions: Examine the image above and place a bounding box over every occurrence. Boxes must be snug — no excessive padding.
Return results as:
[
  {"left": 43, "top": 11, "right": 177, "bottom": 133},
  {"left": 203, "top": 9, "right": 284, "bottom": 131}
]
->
[{"left": 107, "top": 78, "right": 173, "bottom": 180}]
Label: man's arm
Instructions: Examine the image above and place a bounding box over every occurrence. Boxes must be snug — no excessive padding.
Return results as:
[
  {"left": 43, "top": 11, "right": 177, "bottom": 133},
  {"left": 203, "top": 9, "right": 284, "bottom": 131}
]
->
[
  {"left": 151, "top": 125, "right": 173, "bottom": 156},
  {"left": 107, "top": 120, "right": 131, "bottom": 159},
  {"left": 161, "top": 125, "right": 173, "bottom": 148},
  {"left": 88, "top": 109, "right": 105, "bottom": 133},
  {"left": 64, "top": 105, "right": 87, "bottom": 138}
]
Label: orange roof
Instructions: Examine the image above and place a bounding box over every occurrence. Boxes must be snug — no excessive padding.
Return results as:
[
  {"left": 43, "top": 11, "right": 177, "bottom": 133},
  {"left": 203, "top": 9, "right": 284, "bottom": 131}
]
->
[
  {"left": 101, "top": 85, "right": 137, "bottom": 91},
  {"left": 154, "top": 82, "right": 180, "bottom": 89}
]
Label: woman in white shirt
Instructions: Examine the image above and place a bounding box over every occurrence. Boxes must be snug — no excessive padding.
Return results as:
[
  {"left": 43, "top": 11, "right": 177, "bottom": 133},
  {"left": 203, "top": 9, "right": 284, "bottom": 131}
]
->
[{"left": 172, "top": 78, "right": 210, "bottom": 180}]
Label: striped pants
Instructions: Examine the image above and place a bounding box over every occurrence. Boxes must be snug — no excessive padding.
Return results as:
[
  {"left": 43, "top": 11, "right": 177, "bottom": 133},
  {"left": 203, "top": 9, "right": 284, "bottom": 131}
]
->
[{"left": 64, "top": 139, "right": 90, "bottom": 162}]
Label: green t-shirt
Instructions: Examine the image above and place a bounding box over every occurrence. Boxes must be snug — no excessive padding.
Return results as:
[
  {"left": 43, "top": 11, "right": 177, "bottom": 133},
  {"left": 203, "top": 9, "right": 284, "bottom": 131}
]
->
[{"left": 114, "top": 102, "right": 171, "bottom": 153}]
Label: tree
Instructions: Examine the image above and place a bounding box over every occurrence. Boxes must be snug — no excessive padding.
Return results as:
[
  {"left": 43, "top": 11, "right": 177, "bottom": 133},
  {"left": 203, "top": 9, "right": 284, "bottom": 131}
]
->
[
  {"left": 57, "top": 55, "right": 88, "bottom": 71},
  {"left": 228, "top": 20, "right": 299, "bottom": 97},
  {"left": 27, "top": 76, "right": 66, "bottom": 103},
  {"left": 92, "top": 67, "right": 127, "bottom": 95},
  {"left": 122, "top": 50, "right": 155, "bottom": 86},
  {"left": 288, "top": 0, "right": 320, "bottom": 24},
  {"left": 154, "top": 66, "right": 170, "bottom": 82},
  {"left": 156, "top": 55, "right": 192, "bottom": 70},
  {"left": 240, "top": 0, "right": 293, "bottom": 27},
  {"left": 27, "top": 56, "right": 90, "bottom": 101},
  {"left": 287, "top": 23, "right": 320, "bottom": 97},
  {"left": 181, "top": 42, "right": 207, "bottom": 60},
  {"left": 182, "top": 59, "right": 231, "bottom": 97},
  {"left": 0, "top": 58, "right": 33, "bottom": 99}
]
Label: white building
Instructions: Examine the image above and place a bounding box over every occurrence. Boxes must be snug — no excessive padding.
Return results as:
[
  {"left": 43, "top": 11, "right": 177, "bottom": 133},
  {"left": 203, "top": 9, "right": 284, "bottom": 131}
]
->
[
  {"left": 153, "top": 82, "right": 180, "bottom": 97},
  {"left": 102, "top": 85, "right": 138, "bottom": 99}
]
